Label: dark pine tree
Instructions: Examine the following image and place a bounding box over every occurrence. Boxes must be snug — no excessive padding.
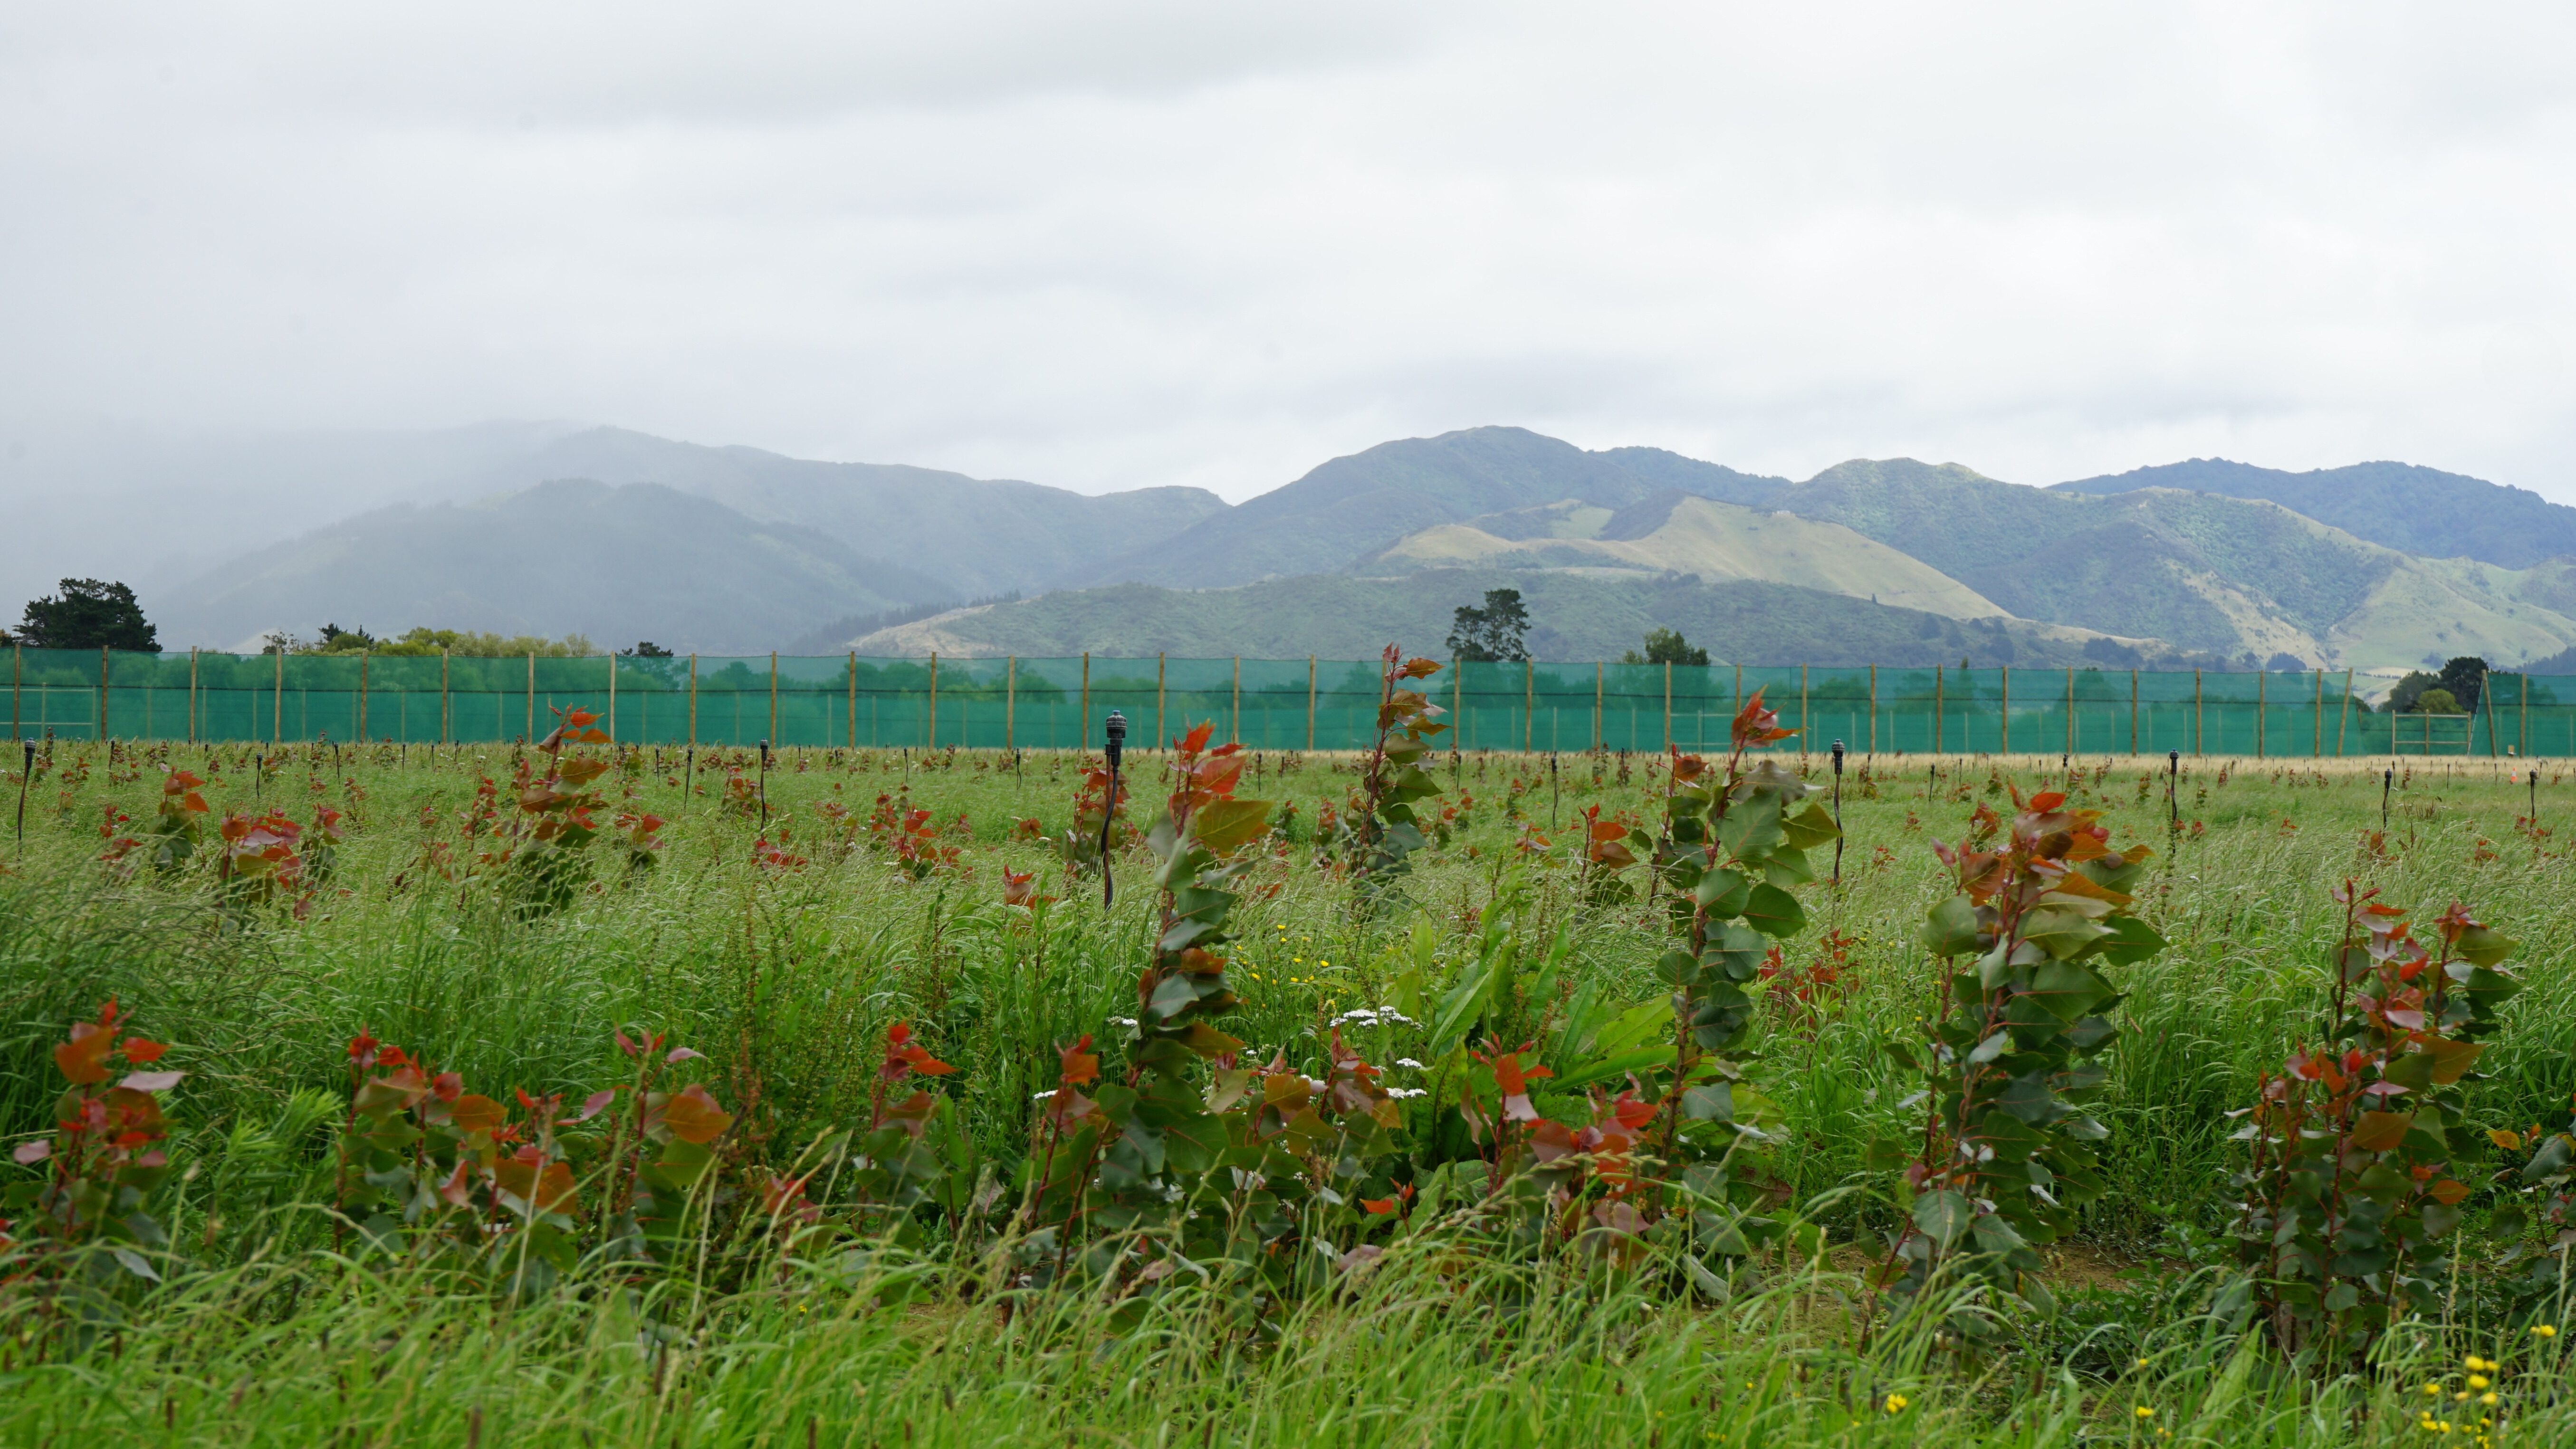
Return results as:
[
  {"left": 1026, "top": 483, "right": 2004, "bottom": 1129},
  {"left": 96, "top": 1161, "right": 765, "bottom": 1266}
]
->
[{"left": 19, "top": 579, "right": 161, "bottom": 652}]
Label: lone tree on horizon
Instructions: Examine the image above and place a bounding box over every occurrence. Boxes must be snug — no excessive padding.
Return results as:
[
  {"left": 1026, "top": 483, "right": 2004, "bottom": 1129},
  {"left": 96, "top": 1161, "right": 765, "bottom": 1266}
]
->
[
  {"left": 1446, "top": 588, "right": 1530, "bottom": 663},
  {"left": 16, "top": 578, "right": 161, "bottom": 652},
  {"left": 1620, "top": 627, "right": 1709, "bottom": 667}
]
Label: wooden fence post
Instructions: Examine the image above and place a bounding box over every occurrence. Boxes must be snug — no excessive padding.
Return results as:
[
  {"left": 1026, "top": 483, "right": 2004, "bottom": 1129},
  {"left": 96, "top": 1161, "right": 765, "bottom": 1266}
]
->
[
  {"left": 767, "top": 651, "right": 779, "bottom": 745},
  {"left": 360, "top": 650, "right": 371, "bottom": 742},
  {"left": 1800, "top": 664, "right": 1810, "bottom": 758},
  {"left": 1231, "top": 655, "right": 1240, "bottom": 745},
  {"left": 1007, "top": 656, "right": 1018, "bottom": 752},
  {"left": 2312, "top": 670, "right": 2323, "bottom": 758},
  {"left": 1934, "top": 665, "right": 1944, "bottom": 754},
  {"left": 1594, "top": 661, "right": 1603, "bottom": 751},
  {"left": 1868, "top": 663, "right": 1878, "bottom": 757},
  {"left": 1156, "top": 653, "right": 1166, "bottom": 753},
  {"left": 2193, "top": 669, "right": 2203, "bottom": 757},
  {"left": 2337, "top": 668, "right": 2354, "bottom": 757},
  {"left": 929, "top": 652, "right": 940, "bottom": 750},
  {"left": 2064, "top": 666, "right": 2074, "bottom": 759},
  {"left": 188, "top": 648, "right": 199, "bottom": 744},
  {"left": 440, "top": 649, "right": 450, "bottom": 745},
  {"left": 2256, "top": 670, "right": 2267, "bottom": 759},
  {"left": 1305, "top": 655, "right": 1315, "bottom": 753},
  {"left": 98, "top": 645, "right": 110, "bottom": 743},
  {"left": 1081, "top": 653, "right": 1091, "bottom": 742},
  {"left": 1525, "top": 659, "right": 1535, "bottom": 753},
  {"left": 1662, "top": 661, "right": 1672, "bottom": 752},
  {"left": 525, "top": 652, "right": 536, "bottom": 742},
  {"left": 2129, "top": 668, "right": 2138, "bottom": 755},
  {"left": 687, "top": 654, "right": 698, "bottom": 748},
  {"left": 602, "top": 652, "right": 613, "bottom": 743},
  {"left": 273, "top": 647, "right": 284, "bottom": 746},
  {"left": 848, "top": 651, "right": 858, "bottom": 749},
  {"left": 2000, "top": 667, "right": 2010, "bottom": 755},
  {"left": 1455, "top": 658, "right": 1466, "bottom": 749}
]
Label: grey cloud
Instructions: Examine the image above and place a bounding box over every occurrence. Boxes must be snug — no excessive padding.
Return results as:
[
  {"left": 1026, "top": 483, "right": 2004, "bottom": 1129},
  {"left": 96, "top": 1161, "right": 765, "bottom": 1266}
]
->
[{"left": 1, "top": 0, "right": 2572, "bottom": 568}]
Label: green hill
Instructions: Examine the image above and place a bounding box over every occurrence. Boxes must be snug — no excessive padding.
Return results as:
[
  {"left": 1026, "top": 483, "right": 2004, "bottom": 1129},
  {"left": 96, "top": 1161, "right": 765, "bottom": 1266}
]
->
[
  {"left": 1759, "top": 460, "right": 2576, "bottom": 670},
  {"left": 2052, "top": 458, "right": 2576, "bottom": 569},
  {"left": 1070, "top": 427, "right": 1790, "bottom": 588},
  {"left": 1356, "top": 494, "right": 2004, "bottom": 620},
  {"left": 843, "top": 571, "right": 2173, "bottom": 670}
]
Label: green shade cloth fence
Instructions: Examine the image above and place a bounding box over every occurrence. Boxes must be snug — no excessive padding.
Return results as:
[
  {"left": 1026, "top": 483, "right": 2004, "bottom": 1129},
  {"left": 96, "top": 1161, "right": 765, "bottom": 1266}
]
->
[{"left": 8, "top": 648, "right": 2570, "bottom": 758}]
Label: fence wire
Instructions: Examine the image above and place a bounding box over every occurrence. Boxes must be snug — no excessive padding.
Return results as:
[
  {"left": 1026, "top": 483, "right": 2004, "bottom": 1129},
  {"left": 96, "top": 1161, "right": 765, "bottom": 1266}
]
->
[{"left": 7, "top": 648, "right": 2567, "bottom": 757}]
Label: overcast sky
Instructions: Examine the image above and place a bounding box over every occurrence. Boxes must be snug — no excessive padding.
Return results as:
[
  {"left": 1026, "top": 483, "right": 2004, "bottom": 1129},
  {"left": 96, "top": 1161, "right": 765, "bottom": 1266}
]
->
[{"left": 3, "top": 1, "right": 2574, "bottom": 504}]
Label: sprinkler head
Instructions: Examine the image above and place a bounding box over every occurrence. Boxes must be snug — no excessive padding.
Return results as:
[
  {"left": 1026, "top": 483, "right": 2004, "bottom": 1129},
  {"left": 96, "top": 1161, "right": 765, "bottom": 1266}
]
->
[
  {"left": 1103, "top": 710, "right": 1127, "bottom": 768},
  {"left": 1831, "top": 739, "right": 1845, "bottom": 774}
]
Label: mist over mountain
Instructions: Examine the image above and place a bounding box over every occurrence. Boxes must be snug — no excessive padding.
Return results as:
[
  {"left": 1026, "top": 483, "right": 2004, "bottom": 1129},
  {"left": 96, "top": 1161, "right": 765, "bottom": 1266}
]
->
[
  {"left": 436, "top": 428, "right": 1227, "bottom": 600},
  {"left": 37, "top": 419, "right": 2576, "bottom": 673},
  {"left": 153, "top": 479, "right": 953, "bottom": 655}
]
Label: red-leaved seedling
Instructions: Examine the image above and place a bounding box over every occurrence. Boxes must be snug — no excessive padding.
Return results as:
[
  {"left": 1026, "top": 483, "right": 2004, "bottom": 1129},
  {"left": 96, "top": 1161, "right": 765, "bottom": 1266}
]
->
[{"left": 4, "top": 1001, "right": 185, "bottom": 1292}]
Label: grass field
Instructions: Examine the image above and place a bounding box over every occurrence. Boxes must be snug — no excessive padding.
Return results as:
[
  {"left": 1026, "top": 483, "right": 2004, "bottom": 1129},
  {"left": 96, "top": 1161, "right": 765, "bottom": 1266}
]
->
[{"left": 0, "top": 735, "right": 2570, "bottom": 1446}]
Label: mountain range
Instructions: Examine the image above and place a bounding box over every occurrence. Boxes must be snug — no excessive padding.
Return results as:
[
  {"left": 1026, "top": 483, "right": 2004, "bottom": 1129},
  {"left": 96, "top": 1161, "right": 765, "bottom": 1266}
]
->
[{"left": 71, "top": 422, "right": 2576, "bottom": 674}]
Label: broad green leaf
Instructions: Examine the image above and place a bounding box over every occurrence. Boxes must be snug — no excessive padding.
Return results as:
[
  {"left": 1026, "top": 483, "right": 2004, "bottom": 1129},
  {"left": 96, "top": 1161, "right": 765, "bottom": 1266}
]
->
[
  {"left": 2017, "top": 907, "right": 2112, "bottom": 960},
  {"left": 1971, "top": 1213, "right": 2028, "bottom": 1253},
  {"left": 1701, "top": 923, "right": 1767, "bottom": 978},
  {"left": 1912, "top": 1189, "right": 1971, "bottom": 1248},
  {"left": 1741, "top": 884, "right": 1806, "bottom": 938},
  {"left": 1718, "top": 794, "right": 1782, "bottom": 864},
  {"left": 2453, "top": 965, "right": 2522, "bottom": 1002},
  {"left": 1921, "top": 895, "right": 1982, "bottom": 957},
  {"left": 1654, "top": 948, "right": 1697, "bottom": 987},
  {"left": 1680, "top": 1082, "right": 1735, "bottom": 1122},
  {"left": 1779, "top": 801, "right": 1839, "bottom": 850},
  {"left": 2522, "top": 1134, "right": 2573, "bottom": 1182},
  {"left": 1188, "top": 798, "right": 1273, "bottom": 856},
  {"left": 2089, "top": 915, "right": 2168, "bottom": 966},
  {"left": 1693, "top": 868, "right": 1750, "bottom": 917},
  {"left": 2453, "top": 925, "right": 2516, "bottom": 967},
  {"left": 2024, "top": 961, "right": 2112, "bottom": 1025}
]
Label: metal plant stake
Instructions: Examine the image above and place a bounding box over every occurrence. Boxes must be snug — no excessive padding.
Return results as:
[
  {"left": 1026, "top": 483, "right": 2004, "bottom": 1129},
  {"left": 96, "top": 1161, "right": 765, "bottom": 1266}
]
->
[
  {"left": 1830, "top": 739, "right": 1846, "bottom": 885},
  {"left": 1100, "top": 710, "right": 1127, "bottom": 909}
]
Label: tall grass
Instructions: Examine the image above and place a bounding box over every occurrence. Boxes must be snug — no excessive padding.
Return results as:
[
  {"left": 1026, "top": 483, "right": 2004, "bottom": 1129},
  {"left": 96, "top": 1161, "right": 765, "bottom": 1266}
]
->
[{"left": 2, "top": 743, "right": 2571, "bottom": 1443}]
